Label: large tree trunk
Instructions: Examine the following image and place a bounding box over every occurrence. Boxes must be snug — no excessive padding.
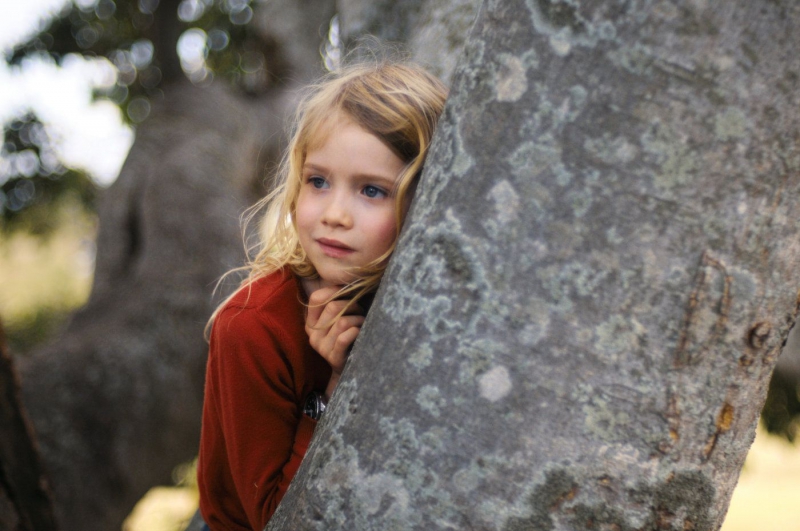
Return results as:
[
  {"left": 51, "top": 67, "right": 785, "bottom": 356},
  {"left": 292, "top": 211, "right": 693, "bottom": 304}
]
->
[
  {"left": 13, "top": 1, "right": 335, "bottom": 528},
  {"left": 270, "top": 1, "right": 800, "bottom": 529},
  {"left": 18, "top": 80, "right": 262, "bottom": 531}
]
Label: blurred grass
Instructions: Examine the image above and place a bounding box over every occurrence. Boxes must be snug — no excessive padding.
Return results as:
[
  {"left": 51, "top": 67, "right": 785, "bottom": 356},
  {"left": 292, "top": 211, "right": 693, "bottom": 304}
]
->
[
  {"left": 1, "top": 203, "right": 798, "bottom": 530},
  {"left": 721, "top": 425, "right": 800, "bottom": 531},
  {"left": 0, "top": 198, "right": 94, "bottom": 354},
  {"left": 123, "top": 460, "right": 199, "bottom": 531},
  {"left": 0, "top": 201, "right": 200, "bottom": 530},
  {"left": 123, "top": 487, "right": 198, "bottom": 531}
]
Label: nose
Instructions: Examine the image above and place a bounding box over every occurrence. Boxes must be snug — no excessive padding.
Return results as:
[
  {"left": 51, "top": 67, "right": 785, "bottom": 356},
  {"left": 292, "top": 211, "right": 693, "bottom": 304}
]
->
[{"left": 321, "top": 192, "right": 353, "bottom": 229}]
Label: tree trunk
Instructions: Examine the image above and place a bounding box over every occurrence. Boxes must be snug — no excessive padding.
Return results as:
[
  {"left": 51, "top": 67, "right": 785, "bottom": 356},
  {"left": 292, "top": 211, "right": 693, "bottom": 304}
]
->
[
  {"left": 17, "top": 80, "right": 263, "bottom": 531},
  {"left": 13, "top": 2, "right": 335, "bottom": 528},
  {"left": 270, "top": 1, "right": 800, "bottom": 529},
  {"left": 0, "top": 320, "right": 57, "bottom": 531}
]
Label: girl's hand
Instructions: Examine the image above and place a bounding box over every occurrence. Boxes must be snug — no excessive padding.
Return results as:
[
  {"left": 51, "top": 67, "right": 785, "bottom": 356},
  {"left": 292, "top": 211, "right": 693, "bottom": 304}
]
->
[{"left": 305, "top": 286, "right": 365, "bottom": 399}]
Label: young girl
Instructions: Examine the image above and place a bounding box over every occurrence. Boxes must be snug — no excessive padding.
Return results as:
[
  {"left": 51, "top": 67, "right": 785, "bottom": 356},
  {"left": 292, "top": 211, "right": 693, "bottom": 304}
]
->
[{"left": 197, "top": 61, "right": 448, "bottom": 530}]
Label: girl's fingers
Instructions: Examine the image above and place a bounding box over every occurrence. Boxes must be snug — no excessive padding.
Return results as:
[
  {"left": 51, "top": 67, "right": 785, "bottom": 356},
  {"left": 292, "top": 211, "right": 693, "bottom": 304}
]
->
[
  {"left": 306, "top": 287, "right": 340, "bottom": 324},
  {"left": 310, "top": 315, "right": 364, "bottom": 355},
  {"left": 305, "top": 288, "right": 366, "bottom": 372},
  {"left": 334, "top": 326, "right": 360, "bottom": 353},
  {"left": 328, "top": 325, "right": 361, "bottom": 372},
  {"left": 307, "top": 285, "right": 342, "bottom": 302},
  {"left": 308, "top": 317, "right": 364, "bottom": 369},
  {"left": 334, "top": 314, "right": 365, "bottom": 333},
  {"left": 322, "top": 325, "right": 361, "bottom": 397},
  {"left": 318, "top": 300, "right": 351, "bottom": 323},
  {"left": 308, "top": 300, "right": 363, "bottom": 331},
  {"left": 307, "top": 286, "right": 340, "bottom": 307},
  {"left": 306, "top": 302, "right": 351, "bottom": 336}
]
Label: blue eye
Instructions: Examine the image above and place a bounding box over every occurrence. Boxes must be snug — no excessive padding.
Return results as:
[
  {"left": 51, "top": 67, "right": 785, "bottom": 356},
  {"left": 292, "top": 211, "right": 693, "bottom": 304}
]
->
[
  {"left": 363, "top": 185, "right": 386, "bottom": 198},
  {"left": 309, "top": 176, "right": 328, "bottom": 189}
]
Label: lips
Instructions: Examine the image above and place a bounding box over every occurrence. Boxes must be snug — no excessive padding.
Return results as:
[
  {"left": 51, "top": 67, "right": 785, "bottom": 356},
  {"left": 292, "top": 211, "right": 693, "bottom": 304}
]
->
[{"left": 316, "top": 238, "right": 355, "bottom": 258}]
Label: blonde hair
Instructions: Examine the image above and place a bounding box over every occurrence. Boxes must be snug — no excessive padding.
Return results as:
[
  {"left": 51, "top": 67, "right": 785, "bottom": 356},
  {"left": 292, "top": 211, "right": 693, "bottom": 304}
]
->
[{"left": 209, "top": 60, "right": 448, "bottom": 328}]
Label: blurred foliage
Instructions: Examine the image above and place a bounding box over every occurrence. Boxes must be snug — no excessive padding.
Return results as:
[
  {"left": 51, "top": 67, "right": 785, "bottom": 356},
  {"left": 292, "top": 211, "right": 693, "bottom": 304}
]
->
[
  {"left": 2, "top": 0, "right": 279, "bottom": 235},
  {"left": 1, "top": 114, "right": 96, "bottom": 236},
  {"left": 762, "top": 368, "right": 800, "bottom": 443},
  {"left": 4, "top": 305, "right": 75, "bottom": 356},
  {"left": 9, "top": 0, "right": 273, "bottom": 112}
]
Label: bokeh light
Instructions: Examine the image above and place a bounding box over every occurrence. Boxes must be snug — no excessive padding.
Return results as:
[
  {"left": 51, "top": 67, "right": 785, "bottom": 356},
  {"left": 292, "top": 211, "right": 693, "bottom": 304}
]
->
[
  {"left": 138, "top": 0, "right": 159, "bottom": 15},
  {"left": 94, "top": 0, "right": 116, "bottom": 20},
  {"left": 229, "top": 5, "right": 252, "bottom": 25},
  {"left": 207, "top": 29, "right": 229, "bottom": 52},
  {"left": 323, "top": 15, "right": 341, "bottom": 72},
  {"left": 177, "top": 28, "right": 211, "bottom": 84},
  {"left": 130, "top": 39, "right": 154, "bottom": 68},
  {"left": 126, "top": 96, "right": 150, "bottom": 123},
  {"left": 0, "top": 51, "right": 132, "bottom": 186},
  {"left": 177, "top": 0, "right": 207, "bottom": 23}
]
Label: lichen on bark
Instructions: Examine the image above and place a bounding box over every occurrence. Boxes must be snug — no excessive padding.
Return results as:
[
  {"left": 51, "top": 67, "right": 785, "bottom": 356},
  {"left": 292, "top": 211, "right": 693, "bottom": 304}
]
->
[{"left": 269, "top": 1, "right": 800, "bottom": 529}]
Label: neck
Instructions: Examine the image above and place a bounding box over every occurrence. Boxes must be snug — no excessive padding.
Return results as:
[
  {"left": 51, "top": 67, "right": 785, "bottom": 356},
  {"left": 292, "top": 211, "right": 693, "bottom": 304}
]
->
[{"left": 300, "top": 276, "right": 335, "bottom": 298}]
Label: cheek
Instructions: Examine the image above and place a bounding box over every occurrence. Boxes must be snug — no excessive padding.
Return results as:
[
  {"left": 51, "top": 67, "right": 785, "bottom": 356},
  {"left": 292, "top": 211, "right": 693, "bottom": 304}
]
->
[
  {"left": 295, "top": 192, "right": 315, "bottom": 240},
  {"left": 367, "top": 210, "right": 398, "bottom": 255}
]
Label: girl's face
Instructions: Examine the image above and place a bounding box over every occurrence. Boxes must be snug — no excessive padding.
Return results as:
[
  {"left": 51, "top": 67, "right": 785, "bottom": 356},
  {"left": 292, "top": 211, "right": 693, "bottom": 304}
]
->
[{"left": 296, "top": 114, "right": 406, "bottom": 288}]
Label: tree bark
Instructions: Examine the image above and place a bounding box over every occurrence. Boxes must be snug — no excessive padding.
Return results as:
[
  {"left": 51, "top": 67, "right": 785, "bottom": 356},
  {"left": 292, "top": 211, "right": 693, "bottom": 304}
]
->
[
  {"left": 0, "top": 321, "right": 57, "bottom": 531},
  {"left": 18, "top": 80, "right": 262, "bottom": 531},
  {"left": 270, "top": 1, "right": 800, "bottom": 529},
  {"left": 337, "top": 0, "right": 479, "bottom": 84},
  {"left": 13, "top": 2, "right": 335, "bottom": 528}
]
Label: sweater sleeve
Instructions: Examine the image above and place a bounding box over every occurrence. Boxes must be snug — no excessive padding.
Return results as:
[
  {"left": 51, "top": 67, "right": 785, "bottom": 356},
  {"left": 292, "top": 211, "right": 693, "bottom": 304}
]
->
[{"left": 199, "top": 304, "right": 317, "bottom": 530}]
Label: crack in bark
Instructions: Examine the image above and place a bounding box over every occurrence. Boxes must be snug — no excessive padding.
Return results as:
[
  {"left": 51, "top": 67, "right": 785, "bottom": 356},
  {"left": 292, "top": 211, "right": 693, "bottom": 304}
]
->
[{"left": 673, "top": 251, "right": 731, "bottom": 369}]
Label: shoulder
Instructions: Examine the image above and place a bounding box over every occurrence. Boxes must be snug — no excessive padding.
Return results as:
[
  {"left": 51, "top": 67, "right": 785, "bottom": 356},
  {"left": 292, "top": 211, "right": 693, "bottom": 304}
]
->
[
  {"left": 211, "top": 268, "right": 306, "bottom": 347},
  {"left": 226, "top": 269, "right": 299, "bottom": 310}
]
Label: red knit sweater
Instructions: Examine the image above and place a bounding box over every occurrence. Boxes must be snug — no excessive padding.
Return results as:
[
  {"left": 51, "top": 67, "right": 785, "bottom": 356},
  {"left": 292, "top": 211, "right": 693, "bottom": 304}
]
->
[{"left": 197, "top": 269, "right": 331, "bottom": 530}]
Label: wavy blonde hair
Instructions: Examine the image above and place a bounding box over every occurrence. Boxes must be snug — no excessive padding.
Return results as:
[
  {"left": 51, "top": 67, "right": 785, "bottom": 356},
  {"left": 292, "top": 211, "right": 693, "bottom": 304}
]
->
[{"left": 209, "top": 60, "right": 448, "bottom": 327}]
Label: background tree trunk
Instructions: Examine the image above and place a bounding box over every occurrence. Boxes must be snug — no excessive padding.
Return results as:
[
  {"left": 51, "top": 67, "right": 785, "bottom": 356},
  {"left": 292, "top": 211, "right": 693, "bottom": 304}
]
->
[
  {"left": 270, "top": 1, "right": 800, "bottom": 529},
  {"left": 13, "top": 2, "right": 335, "bottom": 528},
  {"left": 18, "top": 80, "right": 262, "bottom": 531},
  {"left": 0, "top": 321, "right": 57, "bottom": 531}
]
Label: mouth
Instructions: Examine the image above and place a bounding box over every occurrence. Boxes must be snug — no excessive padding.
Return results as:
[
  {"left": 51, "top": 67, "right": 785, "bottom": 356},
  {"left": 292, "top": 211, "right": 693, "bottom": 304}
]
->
[{"left": 316, "top": 238, "right": 355, "bottom": 258}]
